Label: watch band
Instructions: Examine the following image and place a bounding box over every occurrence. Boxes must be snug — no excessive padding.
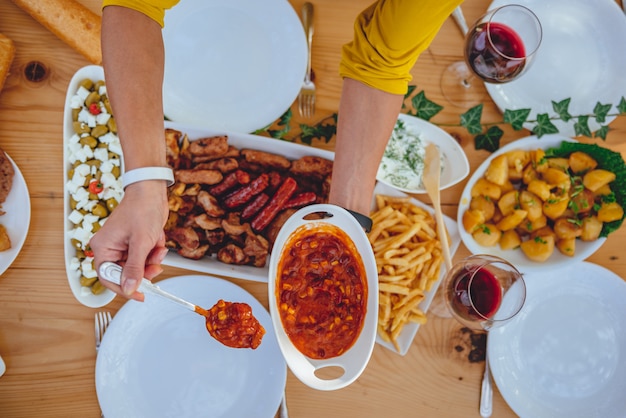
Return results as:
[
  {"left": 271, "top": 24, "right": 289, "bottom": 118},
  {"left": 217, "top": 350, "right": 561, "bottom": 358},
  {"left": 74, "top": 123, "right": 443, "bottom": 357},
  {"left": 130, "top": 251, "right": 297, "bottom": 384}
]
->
[
  {"left": 122, "top": 166, "right": 175, "bottom": 189},
  {"left": 345, "top": 208, "right": 373, "bottom": 233}
]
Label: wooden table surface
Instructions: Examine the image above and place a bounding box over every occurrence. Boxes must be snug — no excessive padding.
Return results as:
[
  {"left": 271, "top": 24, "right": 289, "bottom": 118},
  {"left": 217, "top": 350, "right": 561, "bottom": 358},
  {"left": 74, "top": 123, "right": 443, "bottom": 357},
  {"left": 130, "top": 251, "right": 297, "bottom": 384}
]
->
[{"left": 1, "top": 0, "right": 625, "bottom": 416}]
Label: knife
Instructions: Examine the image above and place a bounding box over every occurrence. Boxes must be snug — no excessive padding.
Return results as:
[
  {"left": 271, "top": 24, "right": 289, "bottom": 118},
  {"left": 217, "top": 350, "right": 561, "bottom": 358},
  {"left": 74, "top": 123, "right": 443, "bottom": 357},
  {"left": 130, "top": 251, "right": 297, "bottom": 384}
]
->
[{"left": 452, "top": 6, "right": 469, "bottom": 36}]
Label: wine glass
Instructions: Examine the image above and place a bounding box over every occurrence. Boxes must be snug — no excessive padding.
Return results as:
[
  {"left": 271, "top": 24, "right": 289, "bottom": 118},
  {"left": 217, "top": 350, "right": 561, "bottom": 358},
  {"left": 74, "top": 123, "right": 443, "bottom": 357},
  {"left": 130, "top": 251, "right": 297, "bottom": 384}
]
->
[
  {"left": 443, "top": 254, "right": 526, "bottom": 330},
  {"left": 441, "top": 4, "right": 543, "bottom": 108}
]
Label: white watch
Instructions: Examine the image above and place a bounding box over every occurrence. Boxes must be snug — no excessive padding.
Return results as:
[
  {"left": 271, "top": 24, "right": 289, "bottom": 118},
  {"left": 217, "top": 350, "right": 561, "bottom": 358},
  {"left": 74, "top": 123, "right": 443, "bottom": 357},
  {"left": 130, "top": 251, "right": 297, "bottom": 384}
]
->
[{"left": 122, "top": 166, "right": 175, "bottom": 189}]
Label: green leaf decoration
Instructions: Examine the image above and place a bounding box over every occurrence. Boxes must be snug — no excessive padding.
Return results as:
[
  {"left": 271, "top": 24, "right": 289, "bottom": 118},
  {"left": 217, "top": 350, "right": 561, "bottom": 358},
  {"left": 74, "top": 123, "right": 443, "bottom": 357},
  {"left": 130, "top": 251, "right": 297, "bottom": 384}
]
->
[
  {"left": 617, "top": 97, "right": 626, "bottom": 114},
  {"left": 461, "top": 104, "right": 484, "bottom": 134},
  {"left": 503, "top": 108, "right": 532, "bottom": 131},
  {"left": 574, "top": 115, "right": 591, "bottom": 137},
  {"left": 594, "top": 125, "right": 610, "bottom": 140},
  {"left": 474, "top": 126, "right": 503, "bottom": 152},
  {"left": 532, "top": 113, "right": 559, "bottom": 137},
  {"left": 593, "top": 102, "right": 612, "bottom": 124},
  {"left": 298, "top": 114, "right": 337, "bottom": 145},
  {"left": 545, "top": 141, "right": 626, "bottom": 236},
  {"left": 402, "top": 85, "right": 417, "bottom": 111},
  {"left": 552, "top": 98, "right": 572, "bottom": 122},
  {"left": 411, "top": 91, "right": 443, "bottom": 121}
]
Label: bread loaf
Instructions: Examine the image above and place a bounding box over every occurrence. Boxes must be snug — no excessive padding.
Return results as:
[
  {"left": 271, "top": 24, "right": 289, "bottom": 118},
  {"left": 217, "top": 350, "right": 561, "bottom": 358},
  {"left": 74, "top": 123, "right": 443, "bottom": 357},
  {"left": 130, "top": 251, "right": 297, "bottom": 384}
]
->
[
  {"left": 10, "top": 0, "right": 102, "bottom": 64},
  {"left": 0, "top": 33, "right": 15, "bottom": 94}
]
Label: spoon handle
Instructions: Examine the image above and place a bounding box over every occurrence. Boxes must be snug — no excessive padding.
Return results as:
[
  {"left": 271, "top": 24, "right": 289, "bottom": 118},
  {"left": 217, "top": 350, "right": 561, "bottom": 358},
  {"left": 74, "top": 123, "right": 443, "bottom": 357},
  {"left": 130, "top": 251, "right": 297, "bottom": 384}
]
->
[
  {"left": 99, "top": 262, "right": 196, "bottom": 312},
  {"left": 479, "top": 347, "right": 493, "bottom": 417}
]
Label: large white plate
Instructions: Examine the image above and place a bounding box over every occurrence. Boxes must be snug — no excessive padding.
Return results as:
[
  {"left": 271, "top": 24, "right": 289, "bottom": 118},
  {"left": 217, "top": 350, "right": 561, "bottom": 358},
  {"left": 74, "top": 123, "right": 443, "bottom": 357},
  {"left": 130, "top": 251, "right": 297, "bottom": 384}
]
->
[
  {"left": 485, "top": 0, "right": 626, "bottom": 137},
  {"left": 376, "top": 113, "right": 470, "bottom": 194},
  {"left": 488, "top": 262, "right": 626, "bottom": 418},
  {"left": 96, "top": 275, "right": 286, "bottom": 418},
  {"left": 0, "top": 153, "right": 31, "bottom": 276},
  {"left": 161, "top": 120, "right": 335, "bottom": 283},
  {"left": 63, "top": 65, "right": 116, "bottom": 308},
  {"left": 457, "top": 135, "right": 606, "bottom": 274},
  {"left": 373, "top": 182, "right": 461, "bottom": 355},
  {"left": 162, "top": 0, "right": 307, "bottom": 133}
]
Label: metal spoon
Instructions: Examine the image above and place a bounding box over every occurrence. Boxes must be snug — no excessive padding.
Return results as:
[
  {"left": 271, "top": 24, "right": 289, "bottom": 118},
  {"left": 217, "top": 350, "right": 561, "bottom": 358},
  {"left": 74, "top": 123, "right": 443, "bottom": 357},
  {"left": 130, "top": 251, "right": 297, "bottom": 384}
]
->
[
  {"left": 98, "top": 262, "right": 265, "bottom": 349},
  {"left": 480, "top": 336, "right": 493, "bottom": 417}
]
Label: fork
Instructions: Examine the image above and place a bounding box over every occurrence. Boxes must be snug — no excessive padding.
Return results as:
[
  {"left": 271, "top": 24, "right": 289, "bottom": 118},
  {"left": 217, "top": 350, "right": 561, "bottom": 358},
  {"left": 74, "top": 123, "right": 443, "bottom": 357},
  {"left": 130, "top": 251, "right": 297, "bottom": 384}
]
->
[
  {"left": 94, "top": 311, "right": 112, "bottom": 352},
  {"left": 298, "top": 2, "right": 315, "bottom": 118}
]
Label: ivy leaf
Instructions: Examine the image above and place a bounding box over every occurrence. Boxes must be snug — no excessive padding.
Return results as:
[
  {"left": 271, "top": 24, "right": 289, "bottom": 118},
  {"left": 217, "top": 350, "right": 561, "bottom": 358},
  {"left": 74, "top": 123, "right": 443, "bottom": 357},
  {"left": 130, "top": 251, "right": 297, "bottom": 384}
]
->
[
  {"left": 402, "top": 85, "right": 417, "bottom": 111},
  {"left": 474, "top": 126, "right": 504, "bottom": 152},
  {"left": 532, "top": 113, "right": 559, "bottom": 137},
  {"left": 552, "top": 99, "right": 572, "bottom": 122},
  {"left": 594, "top": 125, "right": 610, "bottom": 140},
  {"left": 574, "top": 115, "right": 591, "bottom": 137},
  {"left": 277, "top": 108, "right": 293, "bottom": 126},
  {"left": 411, "top": 91, "right": 443, "bottom": 121},
  {"left": 503, "top": 108, "right": 531, "bottom": 130},
  {"left": 617, "top": 97, "right": 626, "bottom": 114},
  {"left": 460, "top": 104, "right": 483, "bottom": 134},
  {"left": 298, "top": 113, "right": 337, "bottom": 145},
  {"left": 593, "top": 102, "right": 612, "bottom": 124},
  {"left": 267, "top": 125, "right": 290, "bottom": 139}
]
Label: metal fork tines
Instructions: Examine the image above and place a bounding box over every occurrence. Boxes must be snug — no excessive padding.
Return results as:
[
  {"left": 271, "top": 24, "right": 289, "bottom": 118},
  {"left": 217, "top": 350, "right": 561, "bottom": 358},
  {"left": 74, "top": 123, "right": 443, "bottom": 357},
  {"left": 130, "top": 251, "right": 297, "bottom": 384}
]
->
[
  {"left": 298, "top": 2, "right": 315, "bottom": 119},
  {"left": 94, "top": 311, "right": 112, "bottom": 352}
]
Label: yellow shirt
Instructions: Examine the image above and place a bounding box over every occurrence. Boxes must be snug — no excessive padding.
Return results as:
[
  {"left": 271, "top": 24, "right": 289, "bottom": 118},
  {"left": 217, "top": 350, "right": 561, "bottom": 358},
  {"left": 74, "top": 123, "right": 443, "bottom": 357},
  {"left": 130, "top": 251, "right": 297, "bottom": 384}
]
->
[
  {"left": 102, "top": 0, "right": 179, "bottom": 27},
  {"left": 341, "top": 0, "right": 464, "bottom": 94},
  {"left": 103, "top": 0, "right": 462, "bottom": 94}
]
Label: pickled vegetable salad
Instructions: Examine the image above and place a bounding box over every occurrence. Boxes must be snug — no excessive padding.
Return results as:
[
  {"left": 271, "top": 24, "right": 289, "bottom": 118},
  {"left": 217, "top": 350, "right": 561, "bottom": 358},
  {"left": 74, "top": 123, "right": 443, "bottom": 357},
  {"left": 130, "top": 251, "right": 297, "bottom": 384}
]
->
[
  {"left": 378, "top": 119, "right": 444, "bottom": 191},
  {"left": 66, "top": 79, "right": 123, "bottom": 295}
]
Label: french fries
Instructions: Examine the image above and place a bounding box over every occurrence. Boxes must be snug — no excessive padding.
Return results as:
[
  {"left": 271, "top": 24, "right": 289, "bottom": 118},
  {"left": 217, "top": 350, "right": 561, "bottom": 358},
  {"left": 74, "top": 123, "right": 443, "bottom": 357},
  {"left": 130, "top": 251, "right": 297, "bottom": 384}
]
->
[{"left": 369, "top": 195, "right": 443, "bottom": 352}]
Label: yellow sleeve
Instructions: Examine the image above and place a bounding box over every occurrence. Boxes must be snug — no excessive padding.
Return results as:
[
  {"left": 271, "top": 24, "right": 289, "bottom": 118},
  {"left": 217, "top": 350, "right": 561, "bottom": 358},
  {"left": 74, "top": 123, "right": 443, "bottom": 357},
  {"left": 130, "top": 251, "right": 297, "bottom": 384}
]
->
[
  {"left": 340, "top": 0, "right": 464, "bottom": 95},
  {"left": 102, "top": 0, "right": 180, "bottom": 27}
]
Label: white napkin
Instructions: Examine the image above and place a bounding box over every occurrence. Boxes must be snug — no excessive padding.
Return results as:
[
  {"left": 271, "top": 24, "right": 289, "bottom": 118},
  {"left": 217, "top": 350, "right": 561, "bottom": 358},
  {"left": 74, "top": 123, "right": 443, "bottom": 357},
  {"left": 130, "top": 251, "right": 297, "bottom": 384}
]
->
[{"left": 0, "top": 354, "right": 5, "bottom": 377}]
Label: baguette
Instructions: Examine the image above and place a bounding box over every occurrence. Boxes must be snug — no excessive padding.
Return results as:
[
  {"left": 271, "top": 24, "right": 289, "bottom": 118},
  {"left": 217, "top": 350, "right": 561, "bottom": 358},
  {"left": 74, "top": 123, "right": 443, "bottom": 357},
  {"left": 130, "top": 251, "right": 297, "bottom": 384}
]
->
[
  {"left": 10, "top": 0, "right": 101, "bottom": 64},
  {"left": 0, "top": 33, "right": 15, "bottom": 94}
]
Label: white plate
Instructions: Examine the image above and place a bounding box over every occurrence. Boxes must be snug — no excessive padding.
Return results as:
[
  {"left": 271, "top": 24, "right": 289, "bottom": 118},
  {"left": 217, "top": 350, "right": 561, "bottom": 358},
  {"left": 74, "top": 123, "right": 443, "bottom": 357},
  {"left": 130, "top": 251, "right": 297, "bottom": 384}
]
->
[
  {"left": 0, "top": 153, "right": 31, "bottom": 276},
  {"left": 63, "top": 65, "right": 116, "bottom": 308},
  {"left": 162, "top": 0, "right": 307, "bottom": 133},
  {"left": 488, "top": 262, "right": 626, "bottom": 418},
  {"left": 96, "top": 275, "right": 286, "bottom": 418},
  {"left": 457, "top": 134, "right": 606, "bottom": 274},
  {"left": 161, "top": 120, "right": 335, "bottom": 283},
  {"left": 268, "top": 204, "right": 378, "bottom": 390},
  {"left": 373, "top": 182, "right": 462, "bottom": 355},
  {"left": 376, "top": 113, "right": 469, "bottom": 194},
  {"left": 485, "top": 0, "right": 626, "bottom": 136}
]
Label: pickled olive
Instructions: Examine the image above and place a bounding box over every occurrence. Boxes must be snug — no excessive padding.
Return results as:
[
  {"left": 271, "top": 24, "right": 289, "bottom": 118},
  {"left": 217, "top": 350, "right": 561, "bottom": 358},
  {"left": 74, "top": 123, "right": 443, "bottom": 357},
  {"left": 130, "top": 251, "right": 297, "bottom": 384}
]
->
[
  {"left": 72, "top": 108, "right": 80, "bottom": 121},
  {"left": 73, "top": 121, "right": 91, "bottom": 134},
  {"left": 85, "top": 91, "right": 100, "bottom": 106},
  {"left": 106, "top": 198, "right": 119, "bottom": 211},
  {"left": 68, "top": 168, "right": 75, "bottom": 180},
  {"left": 92, "top": 203, "right": 108, "bottom": 218},
  {"left": 78, "top": 78, "right": 94, "bottom": 90},
  {"left": 75, "top": 249, "right": 86, "bottom": 259},
  {"left": 111, "top": 166, "right": 121, "bottom": 178},
  {"left": 102, "top": 96, "right": 113, "bottom": 114},
  {"left": 79, "top": 136, "right": 98, "bottom": 148},
  {"left": 70, "top": 196, "right": 78, "bottom": 210},
  {"left": 91, "top": 125, "right": 109, "bottom": 138},
  {"left": 71, "top": 238, "right": 82, "bottom": 250},
  {"left": 85, "top": 159, "right": 101, "bottom": 168},
  {"left": 91, "top": 280, "right": 107, "bottom": 295},
  {"left": 89, "top": 192, "right": 99, "bottom": 201},
  {"left": 94, "top": 80, "right": 105, "bottom": 91},
  {"left": 96, "top": 142, "right": 108, "bottom": 148},
  {"left": 92, "top": 222, "right": 102, "bottom": 233},
  {"left": 80, "top": 276, "right": 98, "bottom": 287},
  {"left": 107, "top": 116, "right": 117, "bottom": 134},
  {"left": 108, "top": 152, "right": 120, "bottom": 161}
]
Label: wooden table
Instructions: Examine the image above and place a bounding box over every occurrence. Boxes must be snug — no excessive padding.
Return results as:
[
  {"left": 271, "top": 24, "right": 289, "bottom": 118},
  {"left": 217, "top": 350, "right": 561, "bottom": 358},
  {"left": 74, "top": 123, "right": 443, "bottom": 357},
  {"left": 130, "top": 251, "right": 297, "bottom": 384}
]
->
[{"left": 0, "top": 0, "right": 624, "bottom": 416}]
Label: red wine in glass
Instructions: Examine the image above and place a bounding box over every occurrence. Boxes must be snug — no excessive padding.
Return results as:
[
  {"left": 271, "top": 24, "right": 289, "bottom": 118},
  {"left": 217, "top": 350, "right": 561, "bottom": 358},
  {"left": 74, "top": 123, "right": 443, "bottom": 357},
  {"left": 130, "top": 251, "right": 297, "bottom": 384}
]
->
[
  {"left": 465, "top": 22, "right": 526, "bottom": 83},
  {"left": 450, "top": 266, "right": 503, "bottom": 321}
]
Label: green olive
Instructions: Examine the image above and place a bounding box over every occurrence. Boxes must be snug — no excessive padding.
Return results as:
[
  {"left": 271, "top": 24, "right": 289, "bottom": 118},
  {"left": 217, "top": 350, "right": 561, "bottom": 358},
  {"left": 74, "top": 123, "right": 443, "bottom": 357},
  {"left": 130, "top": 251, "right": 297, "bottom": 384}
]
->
[
  {"left": 92, "top": 222, "right": 102, "bottom": 233},
  {"left": 91, "top": 125, "right": 109, "bottom": 138},
  {"left": 92, "top": 203, "right": 108, "bottom": 218},
  {"left": 108, "top": 152, "right": 120, "bottom": 161},
  {"left": 72, "top": 108, "right": 80, "bottom": 122},
  {"left": 96, "top": 142, "right": 108, "bottom": 149},
  {"left": 102, "top": 96, "right": 113, "bottom": 114},
  {"left": 85, "top": 91, "right": 101, "bottom": 106},
  {"left": 106, "top": 198, "right": 119, "bottom": 211},
  {"left": 80, "top": 276, "right": 98, "bottom": 287},
  {"left": 111, "top": 166, "right": 121, "bottom": 178},
  {"left": 75, "top": 249, "right": 86, "bottom": 259},
  {"left": 89, "top": 192, "right": 99, "bottom": 201},
  {"left": 71, "top": 238, "right": 82, "bottom": 250},
  {"left": 79, "top": 136, "right": 98, "bottom": 149},
  {"left": 107, "top": 116, "right": 117, "bottom": 134},
  {"left": 91, "top": 280, "right": 107, "bottom": 295},
  {"left": 70, "top": 196, "right": 78, "bottom": 210},
  {"left": 73, "top": 121, "right": 91, "bottom": 135},
  {"left": 94, "top": 80, "right": 105, "bottom": 91},
  {"left": 85, "top": 159, "right": 101, "bottom": 169},
  {"left": 78, "top": 78, "right": 94, "bottom": 91},
  {"left": 68, "top": 168, "right": 75, "bottom": 180}
]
